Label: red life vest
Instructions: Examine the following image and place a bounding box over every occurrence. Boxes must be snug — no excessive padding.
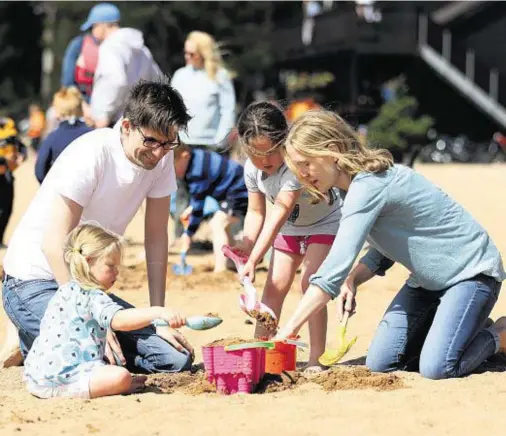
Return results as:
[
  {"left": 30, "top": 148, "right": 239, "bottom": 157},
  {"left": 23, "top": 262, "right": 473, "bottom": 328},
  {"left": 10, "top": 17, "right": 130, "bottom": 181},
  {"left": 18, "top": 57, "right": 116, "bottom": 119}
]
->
[{"left": 74, "top": 34, "right": 99, "bottom": 98}]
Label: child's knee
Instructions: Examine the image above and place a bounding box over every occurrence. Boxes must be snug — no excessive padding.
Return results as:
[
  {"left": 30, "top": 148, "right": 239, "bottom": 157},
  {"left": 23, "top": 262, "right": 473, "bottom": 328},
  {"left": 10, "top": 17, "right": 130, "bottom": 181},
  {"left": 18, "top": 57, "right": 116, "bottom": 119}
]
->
[
  {"left": 210, "top": 211, "right": 230, "bottom": 230},
  {"left": 115, "top": 368, "right": 133, "bottom": 390}
]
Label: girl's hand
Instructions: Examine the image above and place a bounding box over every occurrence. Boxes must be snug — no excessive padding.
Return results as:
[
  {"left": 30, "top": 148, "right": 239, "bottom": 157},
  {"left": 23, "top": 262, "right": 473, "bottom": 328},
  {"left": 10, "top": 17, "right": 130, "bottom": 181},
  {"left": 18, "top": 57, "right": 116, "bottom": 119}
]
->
[
  {"left": 337, "top": 280, "right": 357, "bottom": 321},
  {"left": 240, "top": 260, "right": 256, "bottom": 283},
  {"left": 274, "top": 323, "right": 298, "bottom": 342},
  {"left": 233, "top": 240, "right": 253, "bottom": 257},
  {"left": 159, "top": 308, "right": 186, "bottom": 329}
]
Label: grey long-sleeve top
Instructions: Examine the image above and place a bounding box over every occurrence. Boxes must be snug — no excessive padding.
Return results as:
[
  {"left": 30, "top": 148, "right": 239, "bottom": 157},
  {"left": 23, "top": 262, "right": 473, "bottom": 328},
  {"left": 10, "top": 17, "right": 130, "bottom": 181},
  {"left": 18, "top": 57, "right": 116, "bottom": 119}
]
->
[{"left": 310, "top": 165, "right": 505, "bottom": 298}]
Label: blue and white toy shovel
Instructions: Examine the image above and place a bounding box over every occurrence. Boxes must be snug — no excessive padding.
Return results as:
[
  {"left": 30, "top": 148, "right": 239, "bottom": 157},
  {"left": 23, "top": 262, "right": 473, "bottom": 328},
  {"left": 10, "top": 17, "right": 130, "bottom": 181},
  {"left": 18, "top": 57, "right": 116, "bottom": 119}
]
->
[
  {"left": 172, "top": 251, "right": 193, "bottom": 276},
  {"left": 153, "top": 315, "right": 223, "bottom": 331}
]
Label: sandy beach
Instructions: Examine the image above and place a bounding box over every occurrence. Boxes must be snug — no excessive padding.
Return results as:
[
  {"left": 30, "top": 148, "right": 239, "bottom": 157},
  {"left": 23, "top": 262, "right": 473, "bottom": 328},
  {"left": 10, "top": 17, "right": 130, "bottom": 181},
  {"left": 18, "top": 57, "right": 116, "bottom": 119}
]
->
[{"left": 1, "top": 156, "right": 505, "bottom": 436}]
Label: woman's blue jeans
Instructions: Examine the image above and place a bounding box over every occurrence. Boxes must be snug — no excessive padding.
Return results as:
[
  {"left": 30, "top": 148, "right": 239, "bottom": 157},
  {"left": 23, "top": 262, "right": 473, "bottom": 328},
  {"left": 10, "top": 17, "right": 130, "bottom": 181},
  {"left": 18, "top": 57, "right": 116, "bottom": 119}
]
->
[
  {"left": 2, "top": 275, "right": 193, "bottom": 373},
  {"left": 366, "top": 274, "right": 502, "bottom": 380}
]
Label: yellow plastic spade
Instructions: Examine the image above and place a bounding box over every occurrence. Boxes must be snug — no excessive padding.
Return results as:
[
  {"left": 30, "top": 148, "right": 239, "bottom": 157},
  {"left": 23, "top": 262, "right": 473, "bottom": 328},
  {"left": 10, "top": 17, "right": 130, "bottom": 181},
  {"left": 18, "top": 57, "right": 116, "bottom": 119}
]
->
[{"left": 319, "top": 311, "right": 357, "bottom": 366}]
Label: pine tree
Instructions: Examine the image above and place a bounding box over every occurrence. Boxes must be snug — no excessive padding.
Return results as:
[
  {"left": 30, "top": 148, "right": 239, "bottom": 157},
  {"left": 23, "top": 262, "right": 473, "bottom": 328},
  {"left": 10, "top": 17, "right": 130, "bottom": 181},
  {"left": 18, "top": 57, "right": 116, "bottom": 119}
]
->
[{"left": 367, "top": 76, "right": 434, "bottom": 151}]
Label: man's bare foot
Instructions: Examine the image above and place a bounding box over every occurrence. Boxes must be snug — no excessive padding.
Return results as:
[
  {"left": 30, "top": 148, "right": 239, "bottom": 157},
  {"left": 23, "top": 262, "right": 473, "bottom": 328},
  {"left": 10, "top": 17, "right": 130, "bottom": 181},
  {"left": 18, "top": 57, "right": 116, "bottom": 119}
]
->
[
  {"left": 0, "top": 319, "right": 23, "bottom": 368},
  {"left": 0, "top": 345, "right": 23, "bottom": 368},
  {"left": 491, "top": 317, "right": 506, "bottom": 353},
  {"left": 128, "top": 375, "right": 147, "bottom": 394}
]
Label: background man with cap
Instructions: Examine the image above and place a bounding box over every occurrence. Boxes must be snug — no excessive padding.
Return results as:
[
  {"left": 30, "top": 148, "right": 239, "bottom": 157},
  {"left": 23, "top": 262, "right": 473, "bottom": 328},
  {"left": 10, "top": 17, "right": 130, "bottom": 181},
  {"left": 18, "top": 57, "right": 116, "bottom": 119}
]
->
[
  {"left": 89, "top": 11, "right": 162, "bottom": 128},
  {"left": 60, "top": 3, "right": 121, "bottom": 103}
]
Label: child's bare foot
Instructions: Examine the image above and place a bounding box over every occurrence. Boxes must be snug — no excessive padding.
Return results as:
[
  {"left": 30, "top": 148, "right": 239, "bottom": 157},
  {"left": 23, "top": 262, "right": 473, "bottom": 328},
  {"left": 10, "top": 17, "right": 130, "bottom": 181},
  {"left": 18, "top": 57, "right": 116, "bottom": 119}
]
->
[
  {"left": 491, "top": 317, "right": 506, "bottom": 353},
  {"left": 302, "top": 362, "right": 328, "bottom": 377},
  {"left": 128, "top": 375, "right": 147, "bottom": 394}
]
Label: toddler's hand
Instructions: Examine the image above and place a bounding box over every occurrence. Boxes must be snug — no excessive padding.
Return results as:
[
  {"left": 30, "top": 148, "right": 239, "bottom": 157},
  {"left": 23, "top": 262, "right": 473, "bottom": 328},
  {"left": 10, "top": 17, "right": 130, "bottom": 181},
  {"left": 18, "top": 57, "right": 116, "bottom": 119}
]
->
[{"left": 159, "top": 309, "right": 186, "bottom": 329}]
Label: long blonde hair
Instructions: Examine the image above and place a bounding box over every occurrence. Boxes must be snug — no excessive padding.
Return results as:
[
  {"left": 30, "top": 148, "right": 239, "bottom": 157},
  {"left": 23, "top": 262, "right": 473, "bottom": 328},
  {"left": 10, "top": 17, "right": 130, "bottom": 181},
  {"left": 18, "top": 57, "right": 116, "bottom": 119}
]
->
[
  {"left": 63, "top": 223, "right": 123, "bottom": 291},
  {"left": 52, "top": 86, "right": 83, "bottom": 119},
  {"left": 186, "top": 31, "right": 224, "bottom": 81},
  {"left": 285, "top": 110, "right": 393, "bottom": 200}
]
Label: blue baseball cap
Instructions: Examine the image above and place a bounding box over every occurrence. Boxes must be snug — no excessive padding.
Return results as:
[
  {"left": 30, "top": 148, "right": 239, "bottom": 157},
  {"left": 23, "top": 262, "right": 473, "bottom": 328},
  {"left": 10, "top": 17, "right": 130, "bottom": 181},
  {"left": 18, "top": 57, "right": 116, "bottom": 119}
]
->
[{"left": 80, "top": 3, "right": 121, "bottom": 32}]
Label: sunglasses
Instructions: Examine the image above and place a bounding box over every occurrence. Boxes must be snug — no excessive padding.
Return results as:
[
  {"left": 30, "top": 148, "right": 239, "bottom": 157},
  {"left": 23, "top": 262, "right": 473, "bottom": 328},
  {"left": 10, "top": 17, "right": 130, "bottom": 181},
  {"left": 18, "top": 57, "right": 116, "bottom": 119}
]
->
[{"left": 137, "top": 128, "right": 180, "bottom": 151}]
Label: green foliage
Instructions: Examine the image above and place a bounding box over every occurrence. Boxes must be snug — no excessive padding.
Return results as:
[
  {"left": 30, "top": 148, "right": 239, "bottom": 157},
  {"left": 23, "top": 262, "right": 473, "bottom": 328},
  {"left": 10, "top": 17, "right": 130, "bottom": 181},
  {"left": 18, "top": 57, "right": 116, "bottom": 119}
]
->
[
  {"left": 0, "top": 2, "right": 43, "bottom": 116},
  {"left": 0, "top": 1, "right": 301, "bottom": 115},
  {"left": 367, "top": 77, "right": 434, "bottom": 150}
]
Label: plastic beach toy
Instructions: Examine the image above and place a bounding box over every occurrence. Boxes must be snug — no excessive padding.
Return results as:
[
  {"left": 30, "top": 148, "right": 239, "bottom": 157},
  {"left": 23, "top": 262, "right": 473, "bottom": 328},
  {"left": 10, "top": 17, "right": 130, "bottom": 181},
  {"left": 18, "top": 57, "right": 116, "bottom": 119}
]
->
[
  {"left": 153, "top": 315, "right": 223, "bottom": 331},
  {"left": 202, "top": 344, "right": 266, "bottom": 394},
  {"left": 318, "top": 312, "right": 357, "bottom": 366},
  {"left": 172, "top": 251, "right": 193, "bottom": 276},
  {"left": 222, "top": 245, "right": 278, "bottom": 329}
]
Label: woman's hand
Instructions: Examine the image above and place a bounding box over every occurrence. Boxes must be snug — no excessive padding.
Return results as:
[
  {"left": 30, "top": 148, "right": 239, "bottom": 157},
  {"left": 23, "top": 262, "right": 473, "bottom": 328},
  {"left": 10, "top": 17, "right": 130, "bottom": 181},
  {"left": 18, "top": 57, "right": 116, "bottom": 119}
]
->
[{"left": 337, "top": 279, "right": 357, "bottom": 321}]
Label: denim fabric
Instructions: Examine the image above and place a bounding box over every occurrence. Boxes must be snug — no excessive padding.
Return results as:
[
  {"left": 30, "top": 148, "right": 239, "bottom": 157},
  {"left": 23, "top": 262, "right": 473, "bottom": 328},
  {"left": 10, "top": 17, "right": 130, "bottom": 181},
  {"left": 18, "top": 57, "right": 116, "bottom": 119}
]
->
[
  {"left": 366, "top": 274, "right": 501, "bottom": 379},
  {"left": 2, "top": 275, "right": 192, "bottom": 373}
]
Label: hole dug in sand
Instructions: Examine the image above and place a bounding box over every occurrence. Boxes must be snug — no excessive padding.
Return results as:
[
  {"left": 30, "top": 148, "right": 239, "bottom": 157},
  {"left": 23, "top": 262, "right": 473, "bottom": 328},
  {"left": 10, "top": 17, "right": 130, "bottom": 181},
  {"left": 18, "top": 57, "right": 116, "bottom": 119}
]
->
[{"left": 146, "top": 366, "right": 405, "bottom": 396}]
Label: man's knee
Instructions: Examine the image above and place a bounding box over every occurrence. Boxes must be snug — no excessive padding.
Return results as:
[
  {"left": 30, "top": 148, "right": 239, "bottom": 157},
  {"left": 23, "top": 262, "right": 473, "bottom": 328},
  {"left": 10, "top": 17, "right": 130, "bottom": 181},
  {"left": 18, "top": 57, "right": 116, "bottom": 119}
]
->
[{"left": 153, "top": 347, "right": 193, "bottom": 373}]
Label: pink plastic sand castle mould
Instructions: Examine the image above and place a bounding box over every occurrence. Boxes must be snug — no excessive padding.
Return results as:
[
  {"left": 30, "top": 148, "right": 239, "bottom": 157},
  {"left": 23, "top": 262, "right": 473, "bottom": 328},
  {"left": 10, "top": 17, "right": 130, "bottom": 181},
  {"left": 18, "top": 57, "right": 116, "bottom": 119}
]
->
[{"left": 202, "top": 345, "right": 266, "bottom": 394}]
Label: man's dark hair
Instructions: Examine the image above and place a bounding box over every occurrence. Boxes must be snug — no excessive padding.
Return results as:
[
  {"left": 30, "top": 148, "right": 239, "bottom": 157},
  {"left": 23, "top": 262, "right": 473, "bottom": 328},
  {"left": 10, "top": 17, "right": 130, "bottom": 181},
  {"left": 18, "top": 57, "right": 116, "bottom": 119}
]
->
[{"left": 123, "top": 76, "right": 191, "bottom": 138}]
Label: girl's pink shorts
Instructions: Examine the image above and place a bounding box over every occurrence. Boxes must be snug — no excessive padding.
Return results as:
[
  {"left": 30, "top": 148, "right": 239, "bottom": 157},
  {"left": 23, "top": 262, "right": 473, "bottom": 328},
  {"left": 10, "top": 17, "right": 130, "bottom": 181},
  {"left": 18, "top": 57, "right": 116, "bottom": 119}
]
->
[{"left": 273, "top": 234, "right": 335, "bottom": 256}]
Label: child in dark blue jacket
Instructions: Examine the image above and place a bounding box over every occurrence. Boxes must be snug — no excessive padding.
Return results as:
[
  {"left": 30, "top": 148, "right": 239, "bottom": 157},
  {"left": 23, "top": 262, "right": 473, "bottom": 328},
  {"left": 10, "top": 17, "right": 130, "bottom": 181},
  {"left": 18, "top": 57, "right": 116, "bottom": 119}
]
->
[
  {"left": 173, "top": 144, "right": 248, "bottom": 272},
  {"left": 35, "top": 87, "right": 92, "bottom": 184}
]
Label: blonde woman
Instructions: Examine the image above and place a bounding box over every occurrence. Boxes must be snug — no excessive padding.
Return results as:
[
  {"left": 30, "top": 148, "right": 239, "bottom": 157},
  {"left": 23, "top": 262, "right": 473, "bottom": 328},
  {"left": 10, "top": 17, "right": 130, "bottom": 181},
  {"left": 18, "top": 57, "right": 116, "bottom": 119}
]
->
[
  {"left": 35, "top": 87, "right": 92, "bottom": 183},
  {"left": 170, "top": 31, "right": 236, "bottom": 239},
  {"left": 277, "top": 109, "right": 506, "bottom": 380},
  {"left": 24, "top": 223, "right": 187, "bottom": 399}
]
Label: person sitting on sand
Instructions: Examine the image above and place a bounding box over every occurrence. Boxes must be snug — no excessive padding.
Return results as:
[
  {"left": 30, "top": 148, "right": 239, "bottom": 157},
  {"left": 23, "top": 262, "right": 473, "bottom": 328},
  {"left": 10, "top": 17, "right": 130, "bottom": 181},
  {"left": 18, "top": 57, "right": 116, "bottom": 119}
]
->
[
  {"left": 24, "top": 223, "right": 187, "bottom": 399},
  {"left": 276, "top": 109, "right": 506, "bottom": 380},
  {"left": 1, "top": 78, "right": 194, "bottom": 372},
  {"left": 234, "top": 101, "right": 343, "bottom": 373},
  {"left": 173, "top": 143, "right": 248, "bottom": 272}
]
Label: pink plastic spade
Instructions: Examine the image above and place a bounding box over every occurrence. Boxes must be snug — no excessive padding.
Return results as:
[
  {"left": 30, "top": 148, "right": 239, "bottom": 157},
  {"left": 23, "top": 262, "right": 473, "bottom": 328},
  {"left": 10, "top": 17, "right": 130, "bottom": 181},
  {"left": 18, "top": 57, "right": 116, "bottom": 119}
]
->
[{"left": 222, "top": 245, "right": 278, "bottom": 330}]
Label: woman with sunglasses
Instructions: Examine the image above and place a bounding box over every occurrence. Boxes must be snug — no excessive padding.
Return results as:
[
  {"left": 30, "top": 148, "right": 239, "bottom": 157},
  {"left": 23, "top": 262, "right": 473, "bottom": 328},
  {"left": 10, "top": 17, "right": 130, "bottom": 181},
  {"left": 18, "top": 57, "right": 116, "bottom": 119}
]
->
[{"left": 170, "top": 31, "right": 237, "bottom": 241}]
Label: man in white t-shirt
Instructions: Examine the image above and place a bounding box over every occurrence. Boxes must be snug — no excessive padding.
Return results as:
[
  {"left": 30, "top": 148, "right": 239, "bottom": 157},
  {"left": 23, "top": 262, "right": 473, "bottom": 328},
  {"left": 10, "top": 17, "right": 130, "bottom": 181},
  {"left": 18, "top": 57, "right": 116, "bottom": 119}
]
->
[{"left": 1, "top": 78, "right": 194, "bottom": 373}]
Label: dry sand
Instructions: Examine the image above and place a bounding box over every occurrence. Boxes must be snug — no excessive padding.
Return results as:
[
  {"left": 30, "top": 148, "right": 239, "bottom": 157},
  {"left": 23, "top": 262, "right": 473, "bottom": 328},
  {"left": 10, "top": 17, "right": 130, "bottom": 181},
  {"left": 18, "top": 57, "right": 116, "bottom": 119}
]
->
[{"left": 1, "top": 156, "right": 506, "bottom": 435}]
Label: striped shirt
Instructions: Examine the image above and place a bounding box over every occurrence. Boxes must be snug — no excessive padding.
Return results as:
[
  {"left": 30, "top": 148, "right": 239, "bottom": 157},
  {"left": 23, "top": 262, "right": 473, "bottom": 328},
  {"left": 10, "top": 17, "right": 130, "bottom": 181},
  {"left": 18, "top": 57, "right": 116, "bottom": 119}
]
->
[{"left": 185, "top": 149, "right": 247, "bottom": 236}]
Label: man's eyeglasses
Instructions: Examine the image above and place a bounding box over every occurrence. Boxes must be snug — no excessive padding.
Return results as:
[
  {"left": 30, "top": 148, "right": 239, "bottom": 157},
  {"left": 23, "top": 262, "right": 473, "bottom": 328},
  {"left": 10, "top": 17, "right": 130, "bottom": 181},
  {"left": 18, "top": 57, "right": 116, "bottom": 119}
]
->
[{"left": 137, "top": 128, "right": 180, "bottom": 151}]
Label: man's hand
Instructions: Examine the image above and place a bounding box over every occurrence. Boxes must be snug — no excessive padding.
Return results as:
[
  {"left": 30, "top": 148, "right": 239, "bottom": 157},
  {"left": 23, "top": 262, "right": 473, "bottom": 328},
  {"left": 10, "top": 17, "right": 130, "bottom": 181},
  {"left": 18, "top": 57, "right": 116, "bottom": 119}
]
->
[
  {"left": 337, "top": 279, "right": 357, "bottom": 321},
  {"left": 104, "top": 329, "right": 126, "bottom": 366},
  {"left": 156, "top": 325, "right": 194, "bottom": 358}
]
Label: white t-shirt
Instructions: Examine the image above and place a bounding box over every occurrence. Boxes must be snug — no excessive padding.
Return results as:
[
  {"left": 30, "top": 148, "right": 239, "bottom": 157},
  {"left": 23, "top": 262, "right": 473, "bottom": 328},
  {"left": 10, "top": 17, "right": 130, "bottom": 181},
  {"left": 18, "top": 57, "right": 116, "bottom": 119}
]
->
[
  {"left": 243, "top": 159, "right": 342, "bottom": 236},
  {"left": 3, "top": 128, "right": 177, "bottom": 280}
]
